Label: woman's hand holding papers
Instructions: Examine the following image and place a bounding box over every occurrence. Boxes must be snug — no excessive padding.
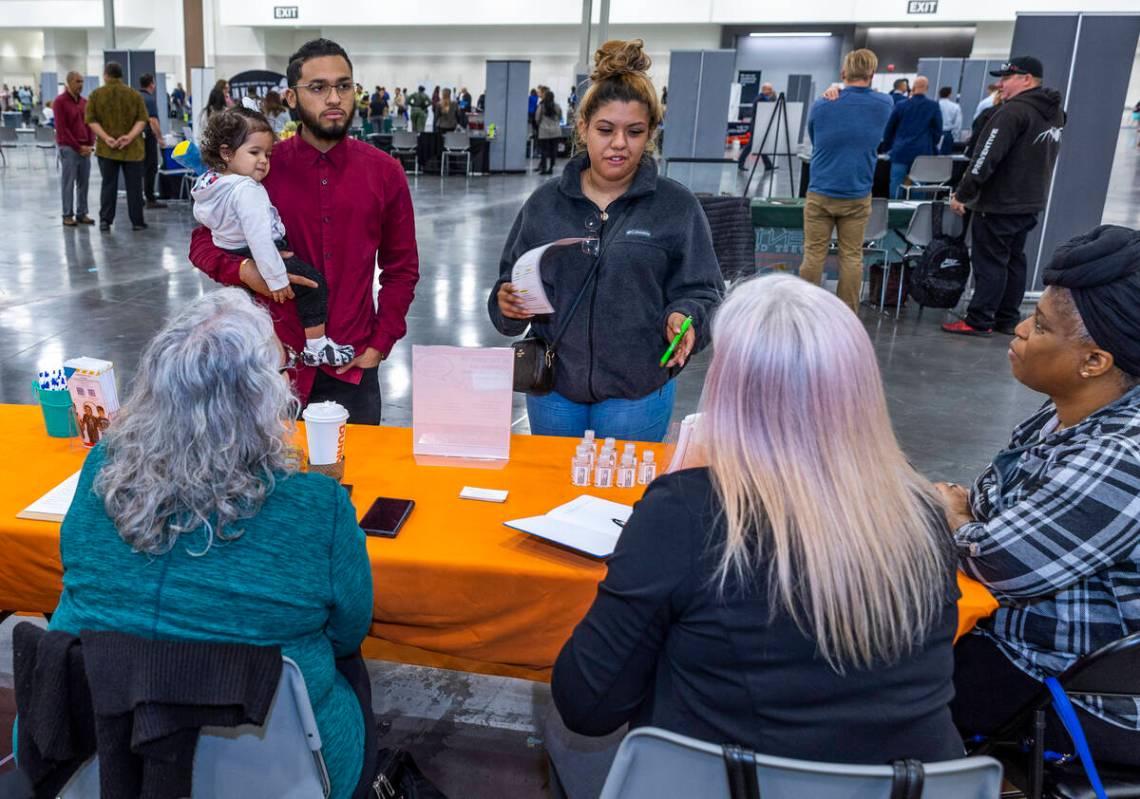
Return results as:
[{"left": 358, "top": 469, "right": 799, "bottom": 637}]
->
[{"left": 497, "top": 282, "right": 535, "bottom": 321}]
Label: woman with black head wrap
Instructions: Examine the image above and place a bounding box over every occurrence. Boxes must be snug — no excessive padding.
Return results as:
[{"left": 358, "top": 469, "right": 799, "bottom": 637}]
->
[{"left": 935, "top": 224, "right": 1140, "bottom": 766}]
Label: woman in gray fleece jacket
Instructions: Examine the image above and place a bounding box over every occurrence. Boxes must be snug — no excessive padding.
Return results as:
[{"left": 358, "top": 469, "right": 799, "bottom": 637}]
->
[{"left": 488, "top": 39, "right": 724, "bottom": 442}]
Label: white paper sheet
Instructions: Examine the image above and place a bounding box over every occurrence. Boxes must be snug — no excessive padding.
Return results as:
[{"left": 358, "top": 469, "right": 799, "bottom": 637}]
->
[
  {"left": 17, "top": 471, "right": 81, "bottom": 522},
  {"left": 510, "top": 238, "right": 588, "bottom": 316},
  {"left": 412, "top": 345, "right": 514, "bottom": 463},
  {"left": 505, "top": 495, "right": 634, "bottom": 558}
]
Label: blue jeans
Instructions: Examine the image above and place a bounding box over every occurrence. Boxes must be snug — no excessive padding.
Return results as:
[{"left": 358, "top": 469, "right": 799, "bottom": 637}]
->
[
  {"left": 939, "top": 132, "right": 955, "bottom": 155},
  {"left": 525, "top": 381, "right": 677, "bottom": 442},
  {"left": 889, "top": 161, "right": 911, "bottom": 199}
]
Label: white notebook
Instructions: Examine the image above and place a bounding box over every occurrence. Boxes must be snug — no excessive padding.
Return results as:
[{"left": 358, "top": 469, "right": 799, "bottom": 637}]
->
[
  {"left": 504, "top": 495, "right": 633, "bottom": 558},
  {"left": 17, "top": 471, "right": 81, "bottom": 522}
]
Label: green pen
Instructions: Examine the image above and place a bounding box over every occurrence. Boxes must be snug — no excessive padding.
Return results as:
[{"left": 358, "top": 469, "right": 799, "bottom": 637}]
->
[{"left": 660, "top": 316, "right": 693, "bottom": 367}]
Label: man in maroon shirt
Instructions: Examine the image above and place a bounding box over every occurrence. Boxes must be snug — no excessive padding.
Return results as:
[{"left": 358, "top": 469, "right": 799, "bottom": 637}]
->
[
  {"left": 54, "top": 71, "right": 96, "bottom": 227},
  {"left": 189, "top": 39, "right": 419, "bottom": 424}
]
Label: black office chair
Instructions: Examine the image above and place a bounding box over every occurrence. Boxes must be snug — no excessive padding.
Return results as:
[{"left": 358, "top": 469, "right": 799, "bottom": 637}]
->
[
  {"left": 970, "top": 632, "right": 1140, "bottom": 799},
  {"left": 695, "top": 194, "right": 755, "bottom": 284}
]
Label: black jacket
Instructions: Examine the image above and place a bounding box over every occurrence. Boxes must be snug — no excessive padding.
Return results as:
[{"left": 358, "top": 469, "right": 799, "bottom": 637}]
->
[
  {"left": 14, "top": 624, "right": 282, "bottom": 799},
  {"left": 552, "top": 469, "right": 964, "bottom": 764},
  {"left": 955, "top": 87, "right": 1064, "bottom": 214},
  {"left": 965, "top": 104, "right": 999, "bottom": 159},
  {"left": 487, "top": 155, "right": 724, "bottom": 403}
]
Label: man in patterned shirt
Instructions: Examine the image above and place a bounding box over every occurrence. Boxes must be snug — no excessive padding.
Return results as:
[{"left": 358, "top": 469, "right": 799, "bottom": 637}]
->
[{"left": 939, "top": 224, "right": 1140, "bottom": 766}]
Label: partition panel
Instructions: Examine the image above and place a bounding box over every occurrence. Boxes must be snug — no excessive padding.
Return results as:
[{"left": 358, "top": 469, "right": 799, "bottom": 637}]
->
[{"left": 1023, "top": 13, "right": 1140, "bottom": 287}]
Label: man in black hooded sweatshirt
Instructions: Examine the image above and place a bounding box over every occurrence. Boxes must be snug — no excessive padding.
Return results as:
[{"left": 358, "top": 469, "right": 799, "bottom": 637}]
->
[{"left": 944, "top": 56, "right": 1065, "bottom": 337}]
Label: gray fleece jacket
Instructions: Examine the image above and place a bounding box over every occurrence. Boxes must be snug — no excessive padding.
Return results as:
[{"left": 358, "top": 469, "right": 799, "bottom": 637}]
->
[{"left": 488, "top": 155, "right": 724, "bottom": 403}]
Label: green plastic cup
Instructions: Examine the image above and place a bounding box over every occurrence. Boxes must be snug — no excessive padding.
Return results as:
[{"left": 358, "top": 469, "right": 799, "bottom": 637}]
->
[{"left": 33, "top": 381, "right": 78, "bottom": 438}]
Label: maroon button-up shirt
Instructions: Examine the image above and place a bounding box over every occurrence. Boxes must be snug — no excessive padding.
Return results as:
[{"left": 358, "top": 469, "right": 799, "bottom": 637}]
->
[
  {"left": 190, "top": 134, "right": 419, "bottom": 402},
  {"left": 53, "top": 90, "right": 94, "bottom": 150}
]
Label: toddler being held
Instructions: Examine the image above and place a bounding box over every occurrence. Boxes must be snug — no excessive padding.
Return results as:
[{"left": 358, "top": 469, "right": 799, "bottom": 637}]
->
[{"left": 192, "top": 107, "right": 354, "bottom": 367}]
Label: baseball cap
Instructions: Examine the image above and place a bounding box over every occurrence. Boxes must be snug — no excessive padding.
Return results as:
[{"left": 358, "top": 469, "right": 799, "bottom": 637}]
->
[{"left": 990, "top": 56, "right": 1043, "bottom": 79}]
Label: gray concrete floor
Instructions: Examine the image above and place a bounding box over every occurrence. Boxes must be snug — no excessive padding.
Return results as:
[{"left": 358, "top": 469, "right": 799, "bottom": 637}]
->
[{"left": 1, "top": 130, "right": 1138, "bottom": 796}]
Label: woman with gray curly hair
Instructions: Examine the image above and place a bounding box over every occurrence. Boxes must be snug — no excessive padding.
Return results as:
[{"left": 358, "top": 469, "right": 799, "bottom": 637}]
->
[{"left": 48, "top": 288, "right": 374, "bottom": 799}]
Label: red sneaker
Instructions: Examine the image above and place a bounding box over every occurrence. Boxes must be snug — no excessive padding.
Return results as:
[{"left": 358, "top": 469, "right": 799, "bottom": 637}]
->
[{"left": 941, "top": 319, "right": 992, "bottom": 337}]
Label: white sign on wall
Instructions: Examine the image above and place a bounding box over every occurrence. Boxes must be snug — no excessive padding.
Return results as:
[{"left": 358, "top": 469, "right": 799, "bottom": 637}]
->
[
  {"left": 273, "top": 6, "right": 299, "bottom": 19},
  {"left": 907, "top": 0, "right": 939, "bottom": 13}
]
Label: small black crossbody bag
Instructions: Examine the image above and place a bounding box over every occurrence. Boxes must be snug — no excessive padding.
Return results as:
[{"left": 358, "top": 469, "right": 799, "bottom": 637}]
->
[{"left": 511, "top": 205, "right": 634, "bottom": 395}]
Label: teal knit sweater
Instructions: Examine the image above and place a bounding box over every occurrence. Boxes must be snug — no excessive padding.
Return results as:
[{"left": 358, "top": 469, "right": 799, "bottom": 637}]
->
[{"left": 49, "top": 446, "right": 374, "bottom": 799}]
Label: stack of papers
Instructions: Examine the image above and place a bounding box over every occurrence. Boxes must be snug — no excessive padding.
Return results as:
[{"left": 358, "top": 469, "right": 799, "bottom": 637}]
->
[
  {"left": 505, "top": 495, "right": 633, "bottom": 558},
  {"left": 510, "top": 238, "right": 588, "bottom": 316},
  {"left": 17, "top": 471, "right": 81, "bottom": 522}
]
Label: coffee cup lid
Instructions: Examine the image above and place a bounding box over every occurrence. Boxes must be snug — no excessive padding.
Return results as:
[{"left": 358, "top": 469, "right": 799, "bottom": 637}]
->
[{"left": 302, "top": 401, "right": 349, "bottom": 424}]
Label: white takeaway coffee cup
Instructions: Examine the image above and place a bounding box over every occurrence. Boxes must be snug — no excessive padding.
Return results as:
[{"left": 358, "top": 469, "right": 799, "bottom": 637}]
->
[{"left": 302, "top": 401, "right": 349, "bottom": 466}]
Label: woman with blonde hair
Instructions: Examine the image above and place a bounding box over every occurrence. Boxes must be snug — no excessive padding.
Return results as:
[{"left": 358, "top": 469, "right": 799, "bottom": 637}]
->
[
  {"left": 548, "top": 274, "right": 962, "bottom": 795},
  {"left": 488, "top": 39, "right": 722, "bottom": 441},
  {"left": 435, "top": 87, "right": 458, "bottom": 133}
]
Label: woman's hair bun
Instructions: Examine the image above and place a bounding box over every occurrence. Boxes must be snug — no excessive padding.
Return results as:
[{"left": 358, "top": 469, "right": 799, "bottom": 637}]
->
[{"left": 592, "top": 39, "right": 652, "bottom": 81}]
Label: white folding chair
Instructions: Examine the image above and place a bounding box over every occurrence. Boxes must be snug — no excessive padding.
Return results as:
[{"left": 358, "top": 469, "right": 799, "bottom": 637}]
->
[
  {"left": 58, "top": 656, "right": 331, "bottom": 798},
  {"left": 34, "top": 126, "right": 58, "bottom": 170},
  {"left": 904, "top": 155, "right": 953, "bottom": 200},
  {"left": 0, "top": 126, "right": 23, "bottom": 167},
  {"left": 860, "top": 197, "right": 890, "bottom": 302},
  {"left": 157, "top": 167, "right": 195, "bottom": 200},
  {"left": 391, "top": 130, "right": 419, "bottom": 175},
  {"left": 883, "top": 202, "right": 965, "bottom": 319},
  {"left": 600, "top": 727, "right": 1003, "bottom": 799},
  {"left": 441, "top": 130, "right": 472, "bottom": 178}
]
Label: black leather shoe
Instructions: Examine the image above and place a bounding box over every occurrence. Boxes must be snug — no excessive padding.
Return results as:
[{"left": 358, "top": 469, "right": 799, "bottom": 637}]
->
[
  {"left": 994, "top": 322, "right": 1020, "bottom": 336},
  {"left": 99, "top": 223, "right": 110, "bottom": 232},
  {"left": 132, "top": 223, "right": 148, "bottom": 231}
]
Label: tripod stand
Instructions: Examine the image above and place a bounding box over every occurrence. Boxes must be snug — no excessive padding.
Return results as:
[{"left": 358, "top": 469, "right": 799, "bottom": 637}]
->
[{"left": 743, "top": 92, "right": 797, "bottom": 198}]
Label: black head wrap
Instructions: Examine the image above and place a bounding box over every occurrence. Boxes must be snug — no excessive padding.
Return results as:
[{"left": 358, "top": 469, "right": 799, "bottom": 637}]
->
[{"left": 1042, "top": 225, "right": 1140, "bottom": 378}]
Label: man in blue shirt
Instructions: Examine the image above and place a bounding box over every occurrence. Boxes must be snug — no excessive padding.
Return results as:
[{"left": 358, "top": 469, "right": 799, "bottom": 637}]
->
[
  {"left": 138, "top": 73, "right": 167, "bottom": 210},
  {"left": 882, "top": 76, "right": 943, "bottom": 198},
  {"left": 800, "top": 49, "right": 894, "bottom": 312},
  {"left": 889, "top": 78, "right": 910, "bottom": 105}
]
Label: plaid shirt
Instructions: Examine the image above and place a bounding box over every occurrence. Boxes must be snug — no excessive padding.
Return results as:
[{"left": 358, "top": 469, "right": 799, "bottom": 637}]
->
[{"left": 955, "top": 385, "right": 1140, "bottom": 730}]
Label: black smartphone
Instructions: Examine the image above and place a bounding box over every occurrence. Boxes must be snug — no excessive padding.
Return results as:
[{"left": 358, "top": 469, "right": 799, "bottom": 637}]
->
[{"left": 361, "top": 497, "right": 415, "bottom": 538}]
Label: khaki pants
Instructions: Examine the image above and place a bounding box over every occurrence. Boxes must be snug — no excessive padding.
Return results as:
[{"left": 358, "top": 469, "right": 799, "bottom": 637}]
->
[{"left": 799, "top": 191, "right": 872, "bottom": 313}]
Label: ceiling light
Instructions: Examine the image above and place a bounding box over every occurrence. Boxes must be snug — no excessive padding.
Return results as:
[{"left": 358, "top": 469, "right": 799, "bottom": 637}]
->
[{"left": 749, "top": 32, "right": 833, "bottom": 37}]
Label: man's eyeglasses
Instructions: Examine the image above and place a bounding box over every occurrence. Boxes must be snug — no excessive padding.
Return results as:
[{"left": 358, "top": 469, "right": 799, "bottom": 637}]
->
[
  {"left": 291, "top": 81, "right": 355, "bottom": 99},
  {"left": 279, "top": 344, "right": 299, "bottom": 373}
]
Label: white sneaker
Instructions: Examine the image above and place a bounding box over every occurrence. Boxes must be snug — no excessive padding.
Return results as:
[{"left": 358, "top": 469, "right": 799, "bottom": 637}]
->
[{"left": 318, "top": 341, "right": 355, "bottom": 367}]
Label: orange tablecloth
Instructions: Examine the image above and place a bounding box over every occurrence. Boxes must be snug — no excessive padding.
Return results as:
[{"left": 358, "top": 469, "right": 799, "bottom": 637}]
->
[{"left": 0, "top": 404, "right": 998, "bottom": 681}]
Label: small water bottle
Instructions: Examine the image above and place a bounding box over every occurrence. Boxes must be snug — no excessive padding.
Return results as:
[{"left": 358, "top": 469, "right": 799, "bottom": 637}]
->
[
  {"left": 571, "top": 444, "right": 592, "bottom": 487},
  {"left": 581, "top": 431, "right": 597, "bottom": 470},
  {"left": 616, "top": 453, "right": 637, "bottom": 488},
  {"left": 594, "top": 447, "right": 615, "bottom": 488},
  {"left": 638, "top": 451, "right": 657, "bottom": 485}
]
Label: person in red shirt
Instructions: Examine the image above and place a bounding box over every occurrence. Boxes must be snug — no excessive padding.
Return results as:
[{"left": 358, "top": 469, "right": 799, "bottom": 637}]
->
[
  {"left": 54, "top": 71, "right": 96, "bottom": 227},
  {"left": 189, "top": 39, "right": 419, "bottom": 425}
]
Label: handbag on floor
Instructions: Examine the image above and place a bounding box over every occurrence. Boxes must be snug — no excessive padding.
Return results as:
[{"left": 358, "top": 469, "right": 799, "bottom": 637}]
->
[
  {"left": 512, "top": 205, "right": 634, "bottom": 395},
  {"left": 371, "top": 748, "right": 448, "bottom": 799}
]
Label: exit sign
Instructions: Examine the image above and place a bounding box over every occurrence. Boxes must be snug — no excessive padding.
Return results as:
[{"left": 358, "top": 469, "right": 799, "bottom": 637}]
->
[
  {"left": 274, "top": 6, "right": 299, "bottom": 19},
  {"left": 908, "top": 0, "right": 938, "bottom": 12}
]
